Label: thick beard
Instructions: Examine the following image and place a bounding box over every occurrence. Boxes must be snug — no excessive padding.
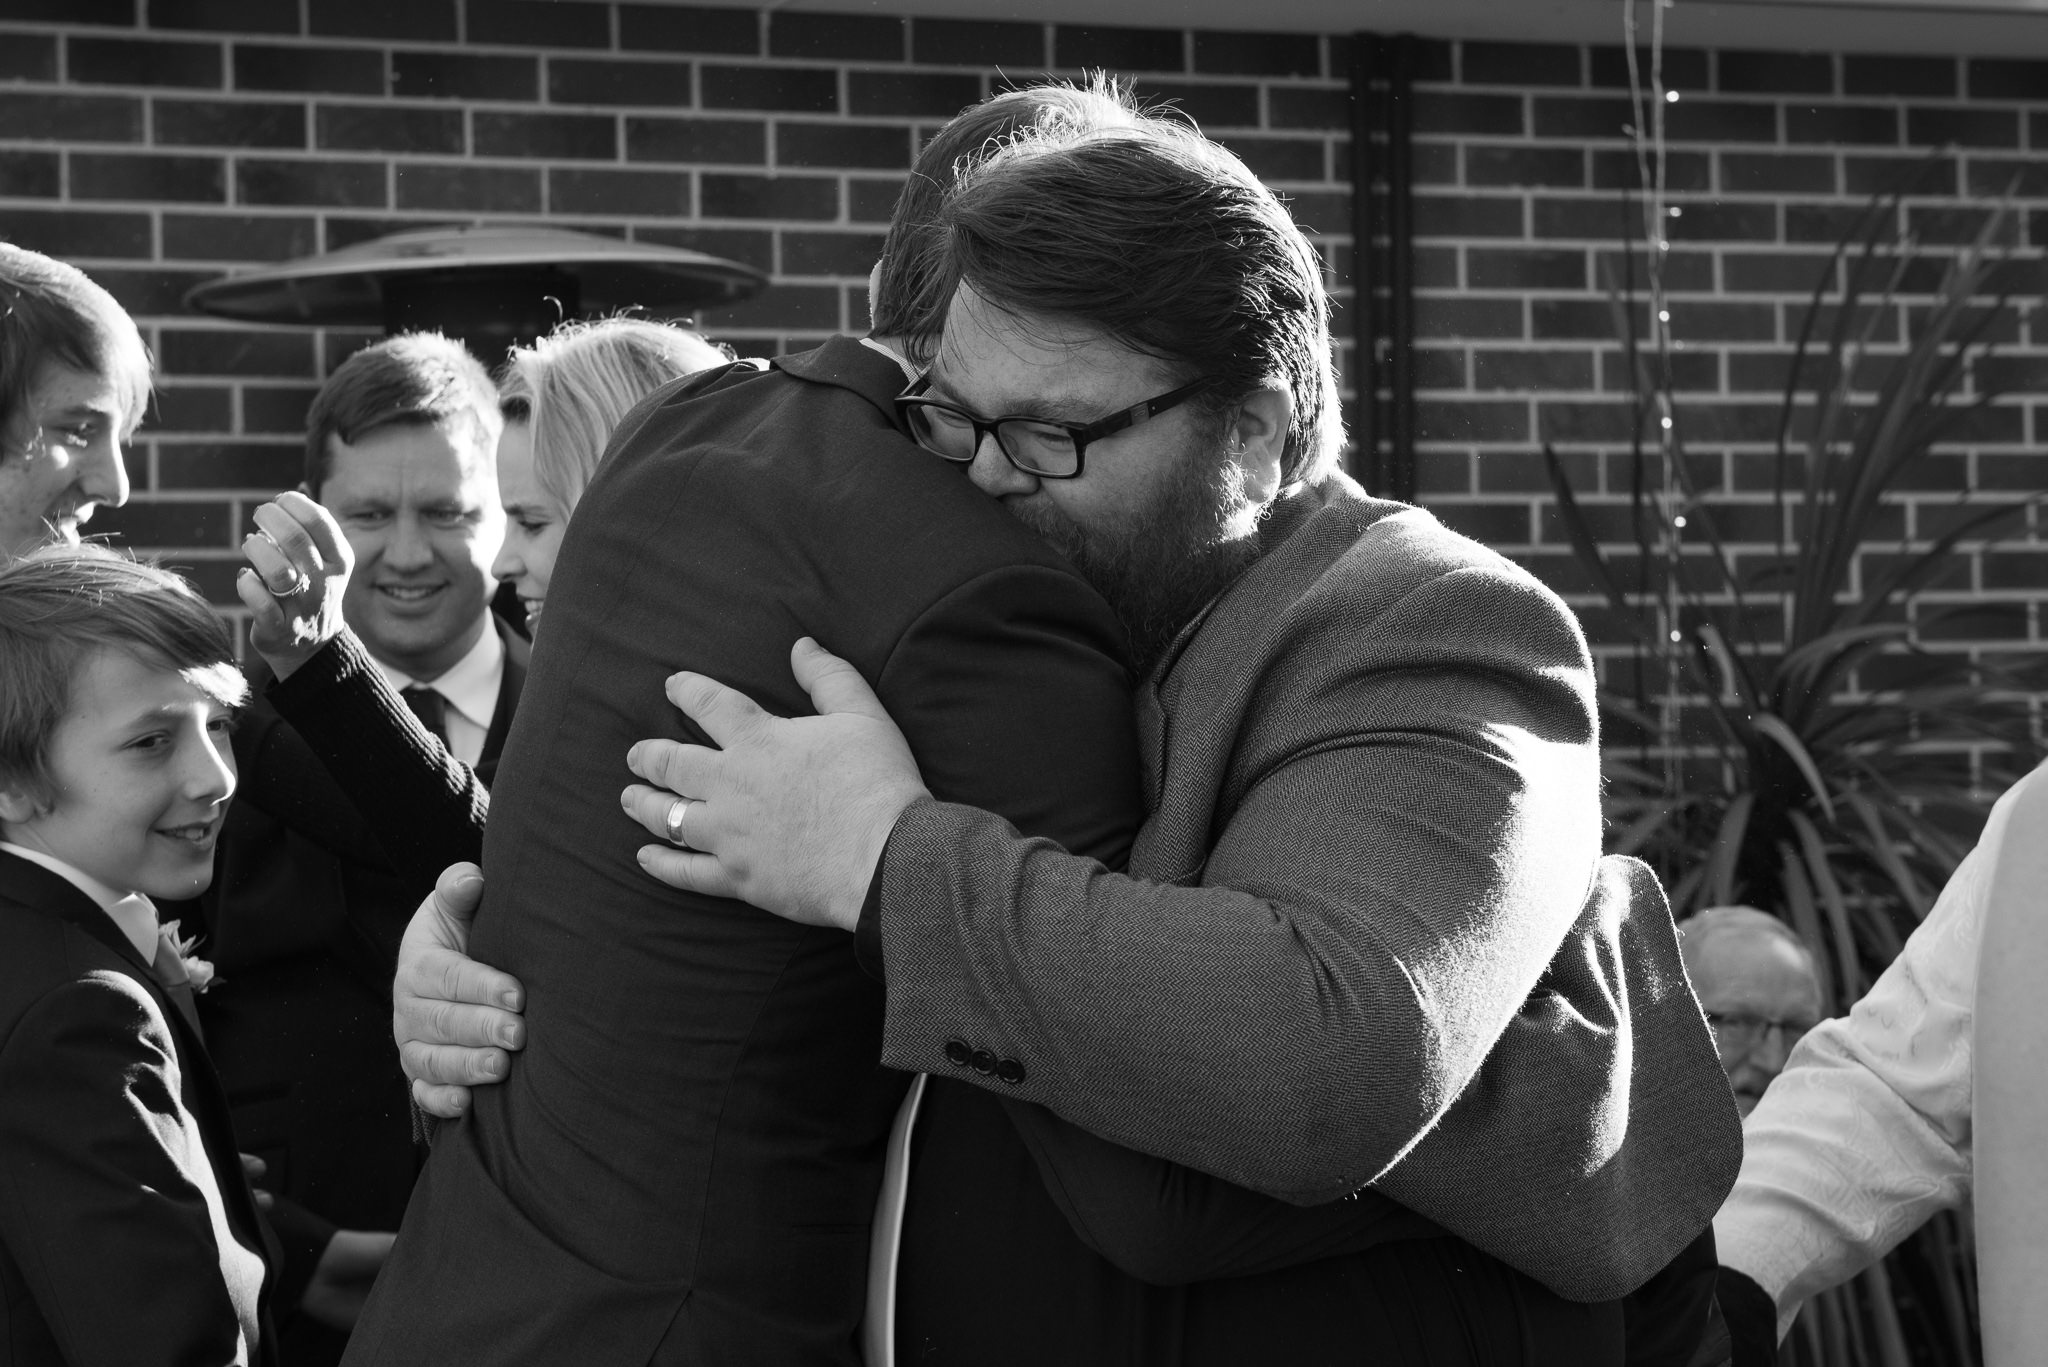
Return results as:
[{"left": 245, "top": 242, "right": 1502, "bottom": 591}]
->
[{"left": 1011, "top": 448, "right": 1265, "bottom": 677}]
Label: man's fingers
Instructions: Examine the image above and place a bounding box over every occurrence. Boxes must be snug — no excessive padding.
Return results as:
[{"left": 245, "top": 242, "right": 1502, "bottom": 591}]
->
[
  {"left": 663, "top": 670, "right": 772, "bottom": 747},
  {"left": 235, "top": 568, "right": 290, "bottom": 629},
  {"left": 623, "top": 738, "right": 715, "bottom": 802},
  {"left": 401, "top": 945, "right": 524, "bottom": 1020},
  {"left": 411, "top": 1076, "right": 472, "bottom": 1120},
  {"left": 402, "top": 990, "right": 526, "bottom": 1051},
  {"left": 788, "top": 638, "right": 889, "bottom": 721},
  {"left": 240, "top": 536, "right": 304, "bottom": 600},
  {"left": 430, "top": 861, "right": 487, "bottom": 928},
  {"left": 250, "top": 501, "right": 320, "bottom": 571},
  {"left": 635, "top": 844, "right": 743, "bottom": 900},
  {"left": 620, "top": 781, "right": 711, "bottom": 847},
  {"left": 274, "top": 488, "right": 353, "bottom": 572},
  {"left": 400, "top": 1037, "right": 512, "bottom": 1087}
]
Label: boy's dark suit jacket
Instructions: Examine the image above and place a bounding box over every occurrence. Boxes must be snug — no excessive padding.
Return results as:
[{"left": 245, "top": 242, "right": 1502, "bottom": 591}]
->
[
  {"left": 168, "top": 614, "right": 529, "bottom": 1234},
  {"left": 342, "top": 338, "right": 1144, "bottom": 1366},
  {"left": 0, "top": 849, "right": 278, "bottom": 1367}
]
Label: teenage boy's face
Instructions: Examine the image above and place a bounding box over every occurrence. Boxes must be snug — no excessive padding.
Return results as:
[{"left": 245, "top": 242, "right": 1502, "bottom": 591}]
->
[
  {"left": 0, "top": 362, "right": 134, "bottom": 561},
  {"left": 0, "top": 647, "right": 237, "bottom": 901}
]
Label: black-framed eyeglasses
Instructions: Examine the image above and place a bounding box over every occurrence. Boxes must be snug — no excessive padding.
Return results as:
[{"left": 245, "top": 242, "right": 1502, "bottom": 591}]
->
[
  {"left": 894, "top": 372, "right": 1217, "bottom": 480},
  {"left": 1705, "top": 1012, "right": 1815, "bottom": 1055}
]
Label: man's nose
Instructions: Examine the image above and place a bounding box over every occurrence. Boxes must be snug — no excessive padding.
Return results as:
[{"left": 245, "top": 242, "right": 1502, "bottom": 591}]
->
[
  {"left": 384, "top": 515, "right": 434, "bottom": 570},
  {"left": 186, "top": 731, "right": 237, "bottom": 806},
  {"left": 83, "top": 435, "right": 131, "bottom": 509},
  {"left": 965, "top": 431, "right": 1037, "bottom": 498}
]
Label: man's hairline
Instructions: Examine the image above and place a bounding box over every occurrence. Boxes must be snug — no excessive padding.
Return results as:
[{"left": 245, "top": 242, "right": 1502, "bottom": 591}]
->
[{"left": 312, "top": 410, "right": 499, "bottom": 503}]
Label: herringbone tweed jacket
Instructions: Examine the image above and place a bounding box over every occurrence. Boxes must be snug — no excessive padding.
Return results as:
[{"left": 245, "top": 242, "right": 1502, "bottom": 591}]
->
[{"left": 874, "top": 471, "right": 1741, "bottom": 1303}]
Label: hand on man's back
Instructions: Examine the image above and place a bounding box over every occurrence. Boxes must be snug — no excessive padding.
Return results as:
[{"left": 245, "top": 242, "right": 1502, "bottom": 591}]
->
[{"left": 392, "top": 862, "right": 527, "bottom": 1118}]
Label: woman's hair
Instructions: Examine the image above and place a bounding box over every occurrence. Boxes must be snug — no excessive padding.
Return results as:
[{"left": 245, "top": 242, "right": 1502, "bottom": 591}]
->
[
  {"left": 0, "top": 245, "right": 151, "bottom": 458},
  {"left": 0, "top": 545, "right": 245, "bottom": 806},
  {"left": 502, "top": 317, "right": 729, "bottom": 516}
]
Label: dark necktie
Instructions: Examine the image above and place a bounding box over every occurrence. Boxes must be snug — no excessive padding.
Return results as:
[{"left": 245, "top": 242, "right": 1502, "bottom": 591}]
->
[{"left": 401, "top": 685, "right": 449, "bottom": 745}]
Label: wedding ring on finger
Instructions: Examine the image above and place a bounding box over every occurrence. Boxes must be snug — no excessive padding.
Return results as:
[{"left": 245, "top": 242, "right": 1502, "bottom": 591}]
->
[
  {"left": 272, "top": 568, "right": 311, "bottom": 598},
  {"left": 663, "top": 796, "right": 700, "bottom": 850}
]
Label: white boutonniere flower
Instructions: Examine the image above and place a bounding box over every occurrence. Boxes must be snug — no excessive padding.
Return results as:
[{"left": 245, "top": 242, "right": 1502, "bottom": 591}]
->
[{"left": 157, "top": 920, "right": 220, "bottom": 994}]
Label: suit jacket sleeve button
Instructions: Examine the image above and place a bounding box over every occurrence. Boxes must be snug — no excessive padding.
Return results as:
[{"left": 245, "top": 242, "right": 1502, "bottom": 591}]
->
[
  {"left": 969, "top": 1048, "right": 996, "bottom": 1075},
  {"left": 995, "top": 1058, "right": 1026, "bottom": 1085},
  {"left": 944, "top": 1039, "right": 972, "bottom": 1068}
]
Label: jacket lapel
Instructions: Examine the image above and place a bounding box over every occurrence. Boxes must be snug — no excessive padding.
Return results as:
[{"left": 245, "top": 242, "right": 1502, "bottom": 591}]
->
[{"left": 476, "top": 613, "right": 531, "bottom": 787}]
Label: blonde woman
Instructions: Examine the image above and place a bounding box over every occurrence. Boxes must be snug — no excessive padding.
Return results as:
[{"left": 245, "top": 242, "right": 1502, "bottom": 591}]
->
[{"left": 234, "top": 318, "right": 727, "bottom": 889}]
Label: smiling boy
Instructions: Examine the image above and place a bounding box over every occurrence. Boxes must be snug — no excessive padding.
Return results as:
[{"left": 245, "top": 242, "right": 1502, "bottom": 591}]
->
[{"left": 0, "top": 546, "right": 279, "bottom": 1365}]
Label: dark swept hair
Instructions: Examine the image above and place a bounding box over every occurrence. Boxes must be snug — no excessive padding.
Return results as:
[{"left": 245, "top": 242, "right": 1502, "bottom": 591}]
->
[
  {"left": 0, "top": 244, "right": 151, "bottom": 459},
  {"left": 871, "top": 78, "right": 1140, "bottom": 350},
  {"left": 0, "top": 544, "right": 245, "bottom": 806},
  {"left": 935, "top": 123, "right": 1343, "bottom": 486},
  {"left": 303, "top": 331, "right": 501, "bottom": 497}
]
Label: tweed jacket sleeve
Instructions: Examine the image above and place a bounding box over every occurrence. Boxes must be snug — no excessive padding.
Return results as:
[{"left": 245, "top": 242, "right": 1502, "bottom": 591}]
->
[{"left": 873, "top": 488, "right": 1738, "bottom": 1300}]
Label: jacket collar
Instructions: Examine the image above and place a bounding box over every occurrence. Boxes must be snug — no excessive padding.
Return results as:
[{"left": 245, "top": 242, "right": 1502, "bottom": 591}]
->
[
  {"left": 773, "top": 336, "right": 918, "bottom": 438},
  {"left": 0, "top": 845, "right": 157, "bottom": 978}
]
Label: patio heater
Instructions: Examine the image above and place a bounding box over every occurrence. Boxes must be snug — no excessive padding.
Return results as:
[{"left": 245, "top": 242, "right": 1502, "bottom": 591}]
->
[{"left": 182, "top": 223, "right": 767, "bottom": 368}]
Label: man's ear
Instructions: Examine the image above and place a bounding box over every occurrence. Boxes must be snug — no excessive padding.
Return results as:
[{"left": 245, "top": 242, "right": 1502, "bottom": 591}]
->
[
  {"left": 1227, "top": 386, "right": 1293, "bottom": 506},
  {"left": 0, "top": 779, "right": 44, "bottom": 827}
]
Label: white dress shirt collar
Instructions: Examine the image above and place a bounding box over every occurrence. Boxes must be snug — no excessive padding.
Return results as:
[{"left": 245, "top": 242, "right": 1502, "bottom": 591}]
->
[
  {"left": 861, "top": 336, "right": 919, "bottom": 384},
  {"left": 0, "top": 840, "right": 159, "bottom": 962},
  {"left": 370, "top": 618, "right": 505, "bottom": 768}
]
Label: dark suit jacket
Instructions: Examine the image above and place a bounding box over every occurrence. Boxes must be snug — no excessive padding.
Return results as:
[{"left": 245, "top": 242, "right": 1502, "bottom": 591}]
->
[
  {"left": 875, "top": 476, "right": 1743, "bottom": 1306},
  {"left": 168, "top": 614, "right": 528, "bottom": 1233},
  {"left": 343, "top": 338, "right": 1144, "bottom": 1366},
  {"left": 0, "top": 850, "right": 278, "bottom": 1367}
]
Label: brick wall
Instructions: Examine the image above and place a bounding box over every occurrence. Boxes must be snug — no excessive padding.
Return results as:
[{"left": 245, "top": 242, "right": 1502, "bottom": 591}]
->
[{"left": 0, "top": 1, "right": 2044, "bottom": 699}]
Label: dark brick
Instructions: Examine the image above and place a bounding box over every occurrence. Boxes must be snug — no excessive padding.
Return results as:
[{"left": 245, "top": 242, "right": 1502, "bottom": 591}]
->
[
  {"left": 237, "top": 157, "right": 385, "bottom": 208},
  {"left": 392, "top": 52, "right": 537, "bottom": 102},
  {"left": 1589, "top": 147, "right": 1711, "bottom": 193},
  {"left": 1667, "top": 201, "right": 1777, "bottom": 243},
  {"left": 775, "top": 120, "right": 910, "bottom": 170},
  {"left": 1586, "top": 45, "right": 1708, "bottom": 92},
  {"left": 848, "top": 70, "right": 979, "bottom": 118},
  {"left": 1982, "top": 551, "right": 2048, "bottom": 590},
  {"left": 1532, "top": 196, "right": 1633, "bottom": 241},
  {"left": 73, "top": 152, "right": 225, "bottom": 203},
  {"left": 780, "top": 229, "right": 885, "bottom": 276},
  {"left": 1720, "top": 151, "right": 1836, "bottom": 195},
  {"left": 1054, "top": 24, "right": 1183, "bottom": 72},
  {"left": 148, "top": 0, "right": 296, "bottom": 34},
  {"left": 1412, "top": 448, "right": 1471, "bottom": 495},
  {"left": 1193, "top": 30, "right": 1319, "bottom": 77},
  {"left": 0, "top": 0, "right": 130, "bottom": 22},
  {"left": 911, "top": 18, "right": 1040, "bottom": 67},
  {"left": 1414, "top": 296, "right": 1524, "bottom": 339},
  {"left": 1281, "top": 188, "right": 1348, "bottom": 236},
  {"left": 147, "top": 387, "right": 233, "bottom": 432},
  {"left": 393, "top": 162, "right": 542, "bottom": 212},
  {"left": 321, "top": 215, "right": 454, "bottom": 251},
  {"left": 0, "top": 91, "right": 141, "bottom": 142},
  {"left": 160, "top": 326, "right": 317, "bottom": 377},
  {"left": 242, "top": 384, "right": 318, "bottom": 435},
  {"left": 1907, "top": 204, "right": 2011, "bottom": 246},
  {"left": 1672, "top": 400, "right": 1784, "bottom": 443},
  {"left": 1907, "top": 107, "right": 2019, "bottom": 150},
  {"left": 547, "top": 166, "right": 688, "bottom": 216},
  {"left": 1971, "top": 58, "right": 2048, "bottom": 100},
  {"left": 90, "top": 265, "right": 225, "bottom": 314},
  {"left": 846, "top": 175, "right": 901, "bottom": 222},
  {"left": 1533, "top": 95, "right": 1637, "bottom": 141},
  {"left": 1432, "top": 501, "right": 1532, "bottom": 545},
  {"left": 1786, "top": 200, "right": 1881, "bottom": 244},
  {"left": 1465, "top": 144, "right": 1583, "bottom": 188},
  {"left": 1795, "top": 301, "right": 1900, "bottom": 344},
  {"left": 1268, "top": 86, "right": 1348, "bottom": 131},
  {"left": 1418, "top": 398, "right": 1530, "bottom": 443},
  {"left": 1472, "top": 348, "right": 1594, "bottom": 391},
  {"left": 162, "top": 211, "right": 317, "bottom": 261},
  {"left": 1126, "top": 79, "right": 1260, "bottom": 130},
  {"left": 700, "top": 172, "right": 836, "bottom": 220},
  {"left": 1968, "top": 157, "right": 2048, "bottom": 198},
  {"left": 1666, "top": 99, "right": 1777, "bottom": 143},
  {"left": 0, "top": 149, "right": 58, "bottom": 197},
  {"left": 1977, "top": 356, "right": 2048, "bottom": 394},
  {"left": 309, "top": 0, "right": 455, "bottom": 41},
  {"left": 233, "top": 44, "right": 384, "bottom": 95},
  {"left": 1415, "top": 193, "right": 1521, "bottom": 238},
  {"left": 69, "top": 35, "right": 222, "bottom": 88},
  {"left": 474, "top": 110, "right": 616, "bottom": 161},
  {"left": 1413, "top": 91, "right": 1522, "bottom": 137},
  {"left": 701, "top": 63, "right": 837, "bottom": 113},
  {"left": 626, "top": 115, "right": 763, "bottom": 165},
  {"left": 697, "top": 282, "right": 839, "bottom": 330},
  {"left": 1411, "top": 142, "right": 1457, "bottom": 186},
  {"left": 1538, "top": 400, "right": 1636, "bottom": 442},
  {"left": 1214, "top": 134, "right": 1324, "bottom": 182},
  {"left": 1671, "top": 301, "right": 1778, "bottom": 342},
  {"left": 1411, "top": 346, "right": 1468, "bottom": 389},
  {"left": 1468, "top": 247, "right": 1586, "bottom": 290},
  {"left": 632, "top": 223, "right": 773, "bottom": 274},
  {"left": 469, "top": 0, "right": 609, "bottom": 48},
  {"left": 548, "top": 57, "right": 692, "bottom": 107},
  {"left": 316, "top": 103, "right": 463, "bottom": 154},
  {"left": 771, "top": 12, "right": 901, "bottom": 62},
  {"left": 1723, "top": 251, "right": 1836, "bottom": 294},
  {"left": 0, "top": 207, "right": 151, "bottom": 258},
  {"left": 617, "top": 4, "right": 757, "bottom": 55},
  {"left": 89, "top": 499, "right": 234, "bottom": 548},
  {"left": 1845, "top": 54, "right": 1958, "bottom": 98},
  {"left": 156, "top": 98, "right": 305, "bottom": 149},
  {"left": 1600, "top": 348, "right": 1719, "bottom": 393},
  {"left": 0, "top": 32, "right": 56, "bottom": 80},
  {"left": 1847, "top": 153, "right": 1958, "bottom": 197},
  {"left": 1717, "top": 50, "right": 1832, "bottom": 95},
  {"left": 1785, "top": 104, "right": 1897, "bottom": 146},
  {"left": 158, "top": 441, "right": 302, "bottom": 489},
  {"left": 1594, "top": 247, "right": 1714, "bottom": 293},
  {"left": 1533, "top": 298, "right": 1637, "bottom": 341},
  {"left": 1463, "top": 40, "right": 1579, "bottom": 87}
]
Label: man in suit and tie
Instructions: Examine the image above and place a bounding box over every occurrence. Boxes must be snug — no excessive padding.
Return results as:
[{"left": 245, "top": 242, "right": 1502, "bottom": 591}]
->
[{"left": 173, "top": 332, "right": 525, "bottom": 1294}]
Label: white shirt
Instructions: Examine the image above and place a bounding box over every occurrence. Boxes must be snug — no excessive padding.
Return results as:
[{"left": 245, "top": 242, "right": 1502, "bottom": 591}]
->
[
  {"left": 1712, "top": 762, "right": 2036, "bottom": 1332},
  {"left": 370, "top": 619, "right": 504, "bottom": 768},
  {"left": 0, "top": 840, "right": 158, "bottom": 961}
]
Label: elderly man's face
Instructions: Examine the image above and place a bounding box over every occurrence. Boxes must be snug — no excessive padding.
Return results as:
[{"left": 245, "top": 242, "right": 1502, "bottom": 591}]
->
[
  {"left": 0, "top": 362, "right": 133, "bottom": 560},
  {"left": 1690, "top": 928, "right": 1824, "bottom": 1117},
  {"left": 928, "top": 283, "right": 1264, "bottom": 668}
]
